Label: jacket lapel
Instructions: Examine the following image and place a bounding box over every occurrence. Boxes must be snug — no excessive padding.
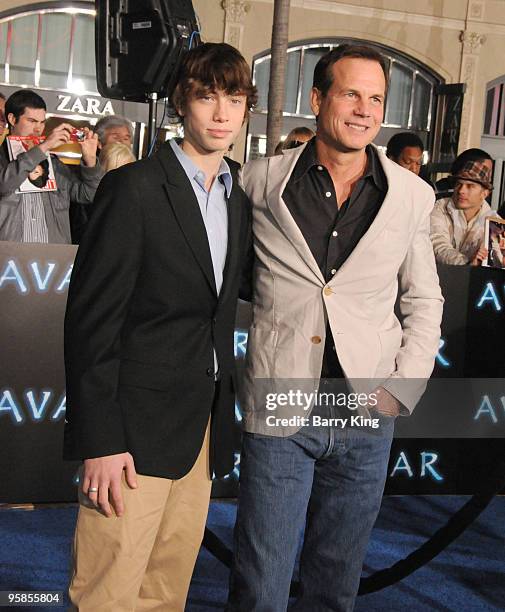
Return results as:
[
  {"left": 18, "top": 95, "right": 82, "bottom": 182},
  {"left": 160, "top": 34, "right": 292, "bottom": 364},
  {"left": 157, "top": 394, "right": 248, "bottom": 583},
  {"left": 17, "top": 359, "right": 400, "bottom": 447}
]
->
[
  {"left": 156, "top": 143, "right": 217, "bottom": 296},
  {"left": 327, "top": 148, "right": 406, "bottom": 280},
  {"left": 265, "top": 145, "right": 325, "bottom": 286},
  {"left": 217, "top": 184, "right": 241, "bottom": 306},
  {"left": 264, "top": 145, "right": 406, "bottom": 287}
]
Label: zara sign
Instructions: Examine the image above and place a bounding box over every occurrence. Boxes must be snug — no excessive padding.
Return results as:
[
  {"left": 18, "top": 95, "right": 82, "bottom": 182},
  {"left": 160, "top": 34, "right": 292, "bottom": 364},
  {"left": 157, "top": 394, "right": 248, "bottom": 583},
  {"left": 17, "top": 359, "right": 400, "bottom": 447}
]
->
[{"left": 56, "top": 94, "right": 115, "bottom": 116}]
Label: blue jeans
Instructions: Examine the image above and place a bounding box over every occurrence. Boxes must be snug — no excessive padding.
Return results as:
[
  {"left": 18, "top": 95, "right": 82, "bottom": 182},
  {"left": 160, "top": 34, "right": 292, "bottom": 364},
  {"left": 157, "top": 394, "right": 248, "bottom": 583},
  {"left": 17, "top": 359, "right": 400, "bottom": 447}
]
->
[{"left": 227, "top": 406, "right": 395, "bottom": 612}]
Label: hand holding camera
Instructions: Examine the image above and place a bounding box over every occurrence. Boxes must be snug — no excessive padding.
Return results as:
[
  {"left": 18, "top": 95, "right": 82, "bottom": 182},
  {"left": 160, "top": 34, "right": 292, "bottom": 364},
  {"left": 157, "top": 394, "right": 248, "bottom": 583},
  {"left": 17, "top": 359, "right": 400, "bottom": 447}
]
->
[
  {"left": 38, "top": 123, "right": 74, "bottom": 153},
  {"left": 38, "top": 123, "right": 99, "bottom": 167}
]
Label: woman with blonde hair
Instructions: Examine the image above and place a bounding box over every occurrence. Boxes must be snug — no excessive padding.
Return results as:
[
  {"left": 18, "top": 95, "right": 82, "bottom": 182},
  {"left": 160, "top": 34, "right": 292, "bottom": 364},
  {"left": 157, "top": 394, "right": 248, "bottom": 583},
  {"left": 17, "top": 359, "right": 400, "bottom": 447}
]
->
[{"left": 99, "top": 142, "right": 136, "bottom": 172}]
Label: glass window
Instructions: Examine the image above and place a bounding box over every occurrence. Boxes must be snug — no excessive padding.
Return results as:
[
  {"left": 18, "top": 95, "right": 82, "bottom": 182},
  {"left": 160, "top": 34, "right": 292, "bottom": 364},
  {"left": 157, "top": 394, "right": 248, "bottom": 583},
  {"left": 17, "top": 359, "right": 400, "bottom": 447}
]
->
[
  {"left": 411, "top": 74, "right": 431, "bottom": 131},
  {"left": 299, "top": 47, "right": 327, "bottom": 116},
  {"left": 248, "top": 38, "right": 441, "bottom": 163},
  {"left": 253, "top": 57, "right": 270, "bottom": 112},
  {"left": 284, "top": 49, "right": 300, "bottom": 114},
  {"left": 39, "top": 13, "right": 72, "bottom": 89},
  {"left": 72, "top": 15, "right": 97, "bottom": 93},
  {"left": 385, "top": 62, "right": 413, "bottom": 127},
  {"left": 9, "top": 15, "right": 38, "bottom": 86},
  {"left": 253, "top": 49, "right": 319, "bottom": 114},
  {"left": 484, "top": 88, "right": 494, "bottom": 135},
  {"left": 0, "top": 21, "right": 7, "bottom": 82},
  {"left": 248, "top": 135, "right": 267, "bottom": 161}
]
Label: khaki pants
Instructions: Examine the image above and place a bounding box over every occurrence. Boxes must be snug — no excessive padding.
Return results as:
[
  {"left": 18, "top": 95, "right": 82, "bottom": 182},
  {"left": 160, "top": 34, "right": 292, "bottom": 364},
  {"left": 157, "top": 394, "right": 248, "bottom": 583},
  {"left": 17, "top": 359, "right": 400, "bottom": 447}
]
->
[{"left": 69, "top": 424, "right": 211, "bottom": 611}]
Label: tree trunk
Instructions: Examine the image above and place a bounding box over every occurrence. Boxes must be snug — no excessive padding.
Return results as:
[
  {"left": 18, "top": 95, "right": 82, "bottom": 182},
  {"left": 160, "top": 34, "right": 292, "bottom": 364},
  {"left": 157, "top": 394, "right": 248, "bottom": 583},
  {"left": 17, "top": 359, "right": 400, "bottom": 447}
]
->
[{"left": 265, "top": 0, "right": 290, "bottom": 157}]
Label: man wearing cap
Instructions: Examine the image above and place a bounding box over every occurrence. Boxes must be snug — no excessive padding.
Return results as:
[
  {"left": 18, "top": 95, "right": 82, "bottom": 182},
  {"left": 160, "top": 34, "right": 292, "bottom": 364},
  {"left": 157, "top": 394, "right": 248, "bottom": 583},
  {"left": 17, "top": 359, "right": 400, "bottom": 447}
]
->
[{"left": 430, "top": 159, "right": 496, "bottom": 266}]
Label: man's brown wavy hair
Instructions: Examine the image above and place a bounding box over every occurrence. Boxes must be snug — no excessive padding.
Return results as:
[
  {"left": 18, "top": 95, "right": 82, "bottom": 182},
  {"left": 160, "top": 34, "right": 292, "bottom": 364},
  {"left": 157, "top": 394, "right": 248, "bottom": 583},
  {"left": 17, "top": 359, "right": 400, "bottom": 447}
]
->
[{"left": 171, "top": 43, "right": 257, "bottom": 121}]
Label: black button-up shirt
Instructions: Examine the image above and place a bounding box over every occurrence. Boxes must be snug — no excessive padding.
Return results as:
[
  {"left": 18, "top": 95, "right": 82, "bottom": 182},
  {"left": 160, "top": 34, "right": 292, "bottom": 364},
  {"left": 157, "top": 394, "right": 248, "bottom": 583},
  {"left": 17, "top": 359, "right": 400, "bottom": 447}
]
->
[{"left": 282, "top": 139, "right": 388, "bottom": 377}]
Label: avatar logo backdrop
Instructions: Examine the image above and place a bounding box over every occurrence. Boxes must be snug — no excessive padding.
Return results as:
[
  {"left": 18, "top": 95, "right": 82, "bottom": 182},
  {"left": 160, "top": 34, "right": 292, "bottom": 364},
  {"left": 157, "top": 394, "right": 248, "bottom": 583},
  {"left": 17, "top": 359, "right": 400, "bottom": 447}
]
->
[{"left": 0, "top": 244, "right": 504, "bottom": 502}]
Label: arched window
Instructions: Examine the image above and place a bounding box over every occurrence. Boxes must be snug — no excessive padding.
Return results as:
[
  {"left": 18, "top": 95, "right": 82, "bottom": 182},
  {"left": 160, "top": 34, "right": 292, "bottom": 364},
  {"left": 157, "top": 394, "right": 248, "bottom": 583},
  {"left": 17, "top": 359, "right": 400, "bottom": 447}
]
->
[
  {"left": 484, "top": 76, "right": 505, "bottom": 138},
  {"left": 482, "top": 75, "right": 505, "bottom": 210},
  {"left": 248, "top": 38, "right": 443, "bottom": 160},
  {"left": 0, "top": 3, "right": 96, "bottom": 94}
]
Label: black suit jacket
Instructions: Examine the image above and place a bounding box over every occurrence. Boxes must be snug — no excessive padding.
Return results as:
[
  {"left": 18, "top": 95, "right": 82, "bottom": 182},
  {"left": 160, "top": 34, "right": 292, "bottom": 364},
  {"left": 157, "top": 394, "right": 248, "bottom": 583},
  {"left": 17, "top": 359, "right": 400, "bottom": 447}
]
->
[{"left": 63, "top": 142, "right": 252, "bottom": 479}]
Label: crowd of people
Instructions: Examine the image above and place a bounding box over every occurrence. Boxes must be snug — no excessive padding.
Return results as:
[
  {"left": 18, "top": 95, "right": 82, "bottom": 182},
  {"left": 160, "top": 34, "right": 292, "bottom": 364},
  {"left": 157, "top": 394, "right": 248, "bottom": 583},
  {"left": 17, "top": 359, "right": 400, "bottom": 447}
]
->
[
  {"left": 0, "top": 40, "right": 501, "bottom": 612},
  {"left": 277, "top": 127, "right": 502, "bottom": 269},
  {"left": 0, "top": 76, "right": 502, "bottom": 268},
  {"left": 0, "top": 92, "right": 136, "bottom": 243}
]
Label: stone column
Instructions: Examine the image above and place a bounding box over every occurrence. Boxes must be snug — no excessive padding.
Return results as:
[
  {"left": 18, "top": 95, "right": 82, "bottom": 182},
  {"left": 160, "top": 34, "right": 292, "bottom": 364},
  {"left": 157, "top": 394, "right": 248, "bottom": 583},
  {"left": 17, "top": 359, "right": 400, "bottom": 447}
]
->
[
  {"left": 221, "top": 0, "right": 250, "bottom": 50},
  {"left": 457, "top": 0, "right": 486, "bottom": 151}
]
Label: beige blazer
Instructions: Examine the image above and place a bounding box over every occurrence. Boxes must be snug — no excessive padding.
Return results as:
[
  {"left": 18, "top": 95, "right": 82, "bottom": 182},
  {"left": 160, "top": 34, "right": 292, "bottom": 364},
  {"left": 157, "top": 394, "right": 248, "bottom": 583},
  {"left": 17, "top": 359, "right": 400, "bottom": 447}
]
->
[{"left": 240, "top": 143, "right": 444, "bottom": 436}]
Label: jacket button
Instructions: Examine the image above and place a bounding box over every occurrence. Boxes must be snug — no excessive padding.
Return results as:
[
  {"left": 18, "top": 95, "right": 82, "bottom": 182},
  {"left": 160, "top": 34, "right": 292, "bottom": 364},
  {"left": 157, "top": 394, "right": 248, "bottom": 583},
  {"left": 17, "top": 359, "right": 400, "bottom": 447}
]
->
[
  {"left": 206, "top": 367, "right": 214, "bottom": 376},
  {"left": 324, "top": 287, "right": 333, "bottom": 296},
  {"left": 311, "top": 336, "right": 322, "bottom": 344}
]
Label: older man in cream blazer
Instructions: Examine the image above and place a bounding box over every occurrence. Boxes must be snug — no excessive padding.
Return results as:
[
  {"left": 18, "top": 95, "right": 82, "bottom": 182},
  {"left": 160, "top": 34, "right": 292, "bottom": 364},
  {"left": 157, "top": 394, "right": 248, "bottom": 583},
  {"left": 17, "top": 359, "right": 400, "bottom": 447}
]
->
[{"left": 228, "top": 44, "right": 443, "bottom": 612}]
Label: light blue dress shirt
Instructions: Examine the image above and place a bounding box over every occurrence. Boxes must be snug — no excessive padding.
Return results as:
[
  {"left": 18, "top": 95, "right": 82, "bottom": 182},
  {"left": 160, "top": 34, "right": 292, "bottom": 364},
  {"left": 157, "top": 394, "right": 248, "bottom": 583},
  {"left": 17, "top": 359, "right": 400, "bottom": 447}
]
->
[{"left": 170, "top": 138, "right": 231, "bottom": 374}]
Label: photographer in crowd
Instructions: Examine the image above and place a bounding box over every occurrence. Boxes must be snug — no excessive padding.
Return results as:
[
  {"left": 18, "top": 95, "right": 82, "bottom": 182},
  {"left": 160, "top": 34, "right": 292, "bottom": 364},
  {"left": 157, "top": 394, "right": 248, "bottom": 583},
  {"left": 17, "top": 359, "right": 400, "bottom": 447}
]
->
[{"left": 0, "top": 89, "right": 102, "bottom": 243}]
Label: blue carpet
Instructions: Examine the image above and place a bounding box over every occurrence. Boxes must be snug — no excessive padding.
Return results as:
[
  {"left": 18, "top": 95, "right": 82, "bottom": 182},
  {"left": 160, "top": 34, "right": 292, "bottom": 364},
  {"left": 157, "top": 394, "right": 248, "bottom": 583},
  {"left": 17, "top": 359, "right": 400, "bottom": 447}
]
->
[{"left": 0, "top": 496, "right": 503, "bottom": 611}]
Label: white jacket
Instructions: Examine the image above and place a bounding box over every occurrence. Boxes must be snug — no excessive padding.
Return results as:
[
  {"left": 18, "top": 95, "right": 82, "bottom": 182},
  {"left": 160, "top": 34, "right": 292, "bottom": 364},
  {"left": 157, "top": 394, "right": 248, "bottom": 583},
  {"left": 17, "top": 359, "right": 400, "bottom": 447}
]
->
[{"left": 240, "top": 144, "right": 444, "bottom": 435}]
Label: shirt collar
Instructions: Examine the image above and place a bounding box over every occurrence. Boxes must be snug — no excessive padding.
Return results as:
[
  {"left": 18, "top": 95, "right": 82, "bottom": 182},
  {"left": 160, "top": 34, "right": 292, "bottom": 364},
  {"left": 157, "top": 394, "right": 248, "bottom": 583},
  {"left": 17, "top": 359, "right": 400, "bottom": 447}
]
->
[
  {"left": 290, "top": 138, "right": 319, "bottom": 182},
  {"left": 366, "top": 145, "right": 388, "bottom": 191},
  {"left": 291, "top": 139, "right": 387, "bottom": 191},
  {"left": 170, "top": 138, "right": 233, "bottom": 197},
  {"left": 447, "top": 197, "right": 491, "bottom": 219}
]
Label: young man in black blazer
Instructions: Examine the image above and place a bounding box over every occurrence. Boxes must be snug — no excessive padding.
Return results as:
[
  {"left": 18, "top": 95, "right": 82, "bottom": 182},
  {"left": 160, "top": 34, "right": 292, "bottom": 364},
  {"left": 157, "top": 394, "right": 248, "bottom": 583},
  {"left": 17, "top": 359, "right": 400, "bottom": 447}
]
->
[{"left": 64, "top": 43, "right": 256, "bottom": 610}]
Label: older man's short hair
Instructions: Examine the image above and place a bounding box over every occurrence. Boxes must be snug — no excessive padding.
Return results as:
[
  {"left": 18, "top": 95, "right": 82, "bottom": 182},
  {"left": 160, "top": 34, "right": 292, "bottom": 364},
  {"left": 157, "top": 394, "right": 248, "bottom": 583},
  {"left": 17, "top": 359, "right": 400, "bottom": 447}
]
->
[
  {"left": 94, "top": 115, "right": 133, "bottom": 145},
  {"left": 313, "top": 44, "right": 389, "bottom": 97}
]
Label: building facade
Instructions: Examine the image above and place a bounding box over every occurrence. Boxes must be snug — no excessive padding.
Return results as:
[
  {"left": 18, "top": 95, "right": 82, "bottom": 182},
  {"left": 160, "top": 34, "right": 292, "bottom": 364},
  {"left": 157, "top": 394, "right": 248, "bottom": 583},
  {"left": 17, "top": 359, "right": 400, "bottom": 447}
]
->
[{"left": 1, "top": 0, "right": 505, "bottom": 202}]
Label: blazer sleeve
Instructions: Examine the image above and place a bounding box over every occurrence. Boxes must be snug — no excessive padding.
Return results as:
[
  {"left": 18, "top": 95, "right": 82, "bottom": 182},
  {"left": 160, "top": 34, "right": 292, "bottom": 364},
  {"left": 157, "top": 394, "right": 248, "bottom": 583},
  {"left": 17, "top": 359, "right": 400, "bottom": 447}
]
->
[
  {"left": 63, "top": 166, "right": 143, "bottom": 460},
  {"left": 382, "top": 189, "right": 444, "bottom": 414}
]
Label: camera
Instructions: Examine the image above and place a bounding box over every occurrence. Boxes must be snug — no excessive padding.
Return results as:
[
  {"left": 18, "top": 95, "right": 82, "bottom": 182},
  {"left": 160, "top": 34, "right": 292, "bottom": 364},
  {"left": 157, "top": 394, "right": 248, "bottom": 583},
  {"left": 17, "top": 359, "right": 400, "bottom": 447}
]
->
[{"left": 69, "top": 128, "right": 85, "bottom": 143}]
